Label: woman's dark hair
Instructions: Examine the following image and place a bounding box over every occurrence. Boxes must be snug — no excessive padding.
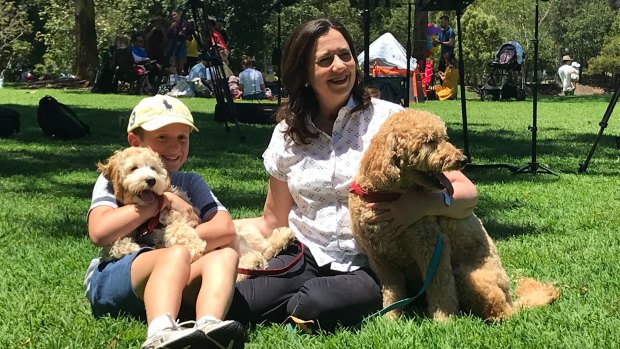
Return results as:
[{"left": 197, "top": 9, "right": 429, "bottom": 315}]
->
[
  {"left": 276, "top": 18, "right": 370, "bottom": 145},
  {"left": 443, "top": 51, "right": 457, "bottom": 68}
]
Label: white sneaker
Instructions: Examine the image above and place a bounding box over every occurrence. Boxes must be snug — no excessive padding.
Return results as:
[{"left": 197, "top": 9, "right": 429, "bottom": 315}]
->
[
  {"left": 194, "top": 319, "right": 246, "bottom": 349},
  {"left": 141, "top": 316, "right": 205, "bottom": 349}
]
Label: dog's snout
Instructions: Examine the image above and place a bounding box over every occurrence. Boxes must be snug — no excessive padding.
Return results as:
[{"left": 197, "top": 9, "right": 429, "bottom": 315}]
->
[
  {"left": 458, "top": 155, "right": 470, "bottom": 167},
  {"left": 145, "top": 177, "right": 156, "bottom": 187}
]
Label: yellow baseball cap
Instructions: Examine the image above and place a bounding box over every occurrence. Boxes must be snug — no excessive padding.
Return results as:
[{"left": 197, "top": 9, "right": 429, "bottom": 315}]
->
[{"left": 127, "top": 95, "right": 199, "bottom": 133}]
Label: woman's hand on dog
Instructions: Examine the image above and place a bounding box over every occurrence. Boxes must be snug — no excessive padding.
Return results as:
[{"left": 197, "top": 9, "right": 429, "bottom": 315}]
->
[
  {"left": 163, "top": 192, "right": 200, "bottom": 226},
  {"left": 365, "top": 188, "right": 441, "bottom": 233}
]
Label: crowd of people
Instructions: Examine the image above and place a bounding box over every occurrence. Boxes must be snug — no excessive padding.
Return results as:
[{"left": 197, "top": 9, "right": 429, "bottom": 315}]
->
[{"left": 103, "top": 9, "right": 276, "bottom": 102}]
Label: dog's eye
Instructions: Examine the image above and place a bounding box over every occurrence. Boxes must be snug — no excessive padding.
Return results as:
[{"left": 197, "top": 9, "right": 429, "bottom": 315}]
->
[
  {"left": 150, "top": 166, "right": 156, "bottom": 171},
  {"left": 130, "top": 166, "right": 138, "bottom": 172}
]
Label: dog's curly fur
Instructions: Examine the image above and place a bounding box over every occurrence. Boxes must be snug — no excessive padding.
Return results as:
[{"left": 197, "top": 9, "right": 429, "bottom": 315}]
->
[
  {"left": 97, "top": 147, "right": 206, "bottom": 262},
  {"left": 97, "top": 147, "right": 295, "bottom": 279},
  {"left": 349, "top": 109, "right": 559, "bottom": 321}
]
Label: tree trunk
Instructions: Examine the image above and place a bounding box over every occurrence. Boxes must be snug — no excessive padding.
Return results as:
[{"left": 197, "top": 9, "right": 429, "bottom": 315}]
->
[
  {"left": 75, "top": 0, "right": 98, "bottom": 83},
  {"left": 412, "top": 8, "right": 428, "bottom": 73}
]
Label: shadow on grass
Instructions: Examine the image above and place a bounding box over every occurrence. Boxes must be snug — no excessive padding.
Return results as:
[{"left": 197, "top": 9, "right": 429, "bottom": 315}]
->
[
  {"left": 444, "top": 123, "right": 620, "bottom": 177},
  {"left": 0, "top": 103, "right": 274, "bottom": 176}
]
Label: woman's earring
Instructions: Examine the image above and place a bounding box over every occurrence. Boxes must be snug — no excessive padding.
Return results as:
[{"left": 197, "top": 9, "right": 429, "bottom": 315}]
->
[{"left": 304, "top": 82, "right": 310, "bottom": 88}]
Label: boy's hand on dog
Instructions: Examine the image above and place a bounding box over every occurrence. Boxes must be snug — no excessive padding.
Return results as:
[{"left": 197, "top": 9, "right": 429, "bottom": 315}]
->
[
  {"left": 366, "top": 188, "right": 438, "bottom": 233},
  {"left": 163, "top": 192, "right": 200, "bottom": 225}
]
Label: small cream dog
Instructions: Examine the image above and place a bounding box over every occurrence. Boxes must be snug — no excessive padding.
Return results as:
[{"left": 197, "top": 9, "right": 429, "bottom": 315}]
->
[
  {"left": 97, "top": 146, "right": 205, "bottom": 262},
  {"left": 97, "top": 146, "right": 295, "bottom": 280},
  {"left": 349, "top": 109, "right": 559, "bottom": 321}
]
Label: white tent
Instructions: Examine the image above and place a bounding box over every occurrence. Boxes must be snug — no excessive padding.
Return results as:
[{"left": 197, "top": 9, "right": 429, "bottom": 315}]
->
[{"left": 357, "top": 32, "right": 417, "bottom": 72}]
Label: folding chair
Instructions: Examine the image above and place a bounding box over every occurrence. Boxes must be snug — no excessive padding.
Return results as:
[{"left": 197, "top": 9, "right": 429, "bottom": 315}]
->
[{"left": 111, "top": 47, "right": 147, "bottom": 94}]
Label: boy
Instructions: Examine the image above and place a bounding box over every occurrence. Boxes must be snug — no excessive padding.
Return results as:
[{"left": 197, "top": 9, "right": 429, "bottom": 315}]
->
[{"left": 84, "top": 95, "right": 245, "bottom": 349}]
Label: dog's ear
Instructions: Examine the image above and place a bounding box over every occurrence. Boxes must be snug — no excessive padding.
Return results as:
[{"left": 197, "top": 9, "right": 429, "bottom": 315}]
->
[
  {"left": 358, "top": 132, "right": 401, "bottom": 189},
  {"left": 97, "top": 151, "right": 125, "bottom": 203}
]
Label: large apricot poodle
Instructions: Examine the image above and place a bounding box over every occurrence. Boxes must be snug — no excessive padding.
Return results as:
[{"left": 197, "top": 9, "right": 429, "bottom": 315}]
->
[{"left": 349, "top": 109, "right": 559, "bottom": 321}]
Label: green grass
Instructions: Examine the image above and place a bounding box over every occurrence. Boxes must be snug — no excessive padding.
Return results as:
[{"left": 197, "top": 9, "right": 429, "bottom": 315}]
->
[{"left": 1, "top": 87, "right": 619, "bottom": 348}]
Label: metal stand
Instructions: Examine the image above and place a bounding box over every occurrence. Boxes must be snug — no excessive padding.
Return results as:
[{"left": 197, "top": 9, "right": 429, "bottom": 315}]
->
[
  {"left": 415, "top": 0, "right": 517, "bottom": 172},
  {"left": 578, "top": 75, "right": 620, "bottom": 173},
  {"left": 186, "top": 0, "right": 245, "bottom": 143},
  {"left": 404, "top": 0, "right": 412, "bottom": 107},
  {"left": 513, "top": 0, "right": 556, "bottom": 175},
  {"left": 363, "top": 0, "right": 370, "bottom": 86}
]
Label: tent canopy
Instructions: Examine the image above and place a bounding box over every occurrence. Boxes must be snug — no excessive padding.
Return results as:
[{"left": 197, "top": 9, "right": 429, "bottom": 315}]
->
[{"left": 357, "top": 32, "right": 417, "bottom": 74}]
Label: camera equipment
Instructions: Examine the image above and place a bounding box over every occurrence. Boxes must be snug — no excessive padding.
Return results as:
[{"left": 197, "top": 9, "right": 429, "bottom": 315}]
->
[
  {"left": 185, "top": 0, "right": 245, "bottom": 142},
  {"left": 578, "top": 74, "right": 620, "bottom": 173}
]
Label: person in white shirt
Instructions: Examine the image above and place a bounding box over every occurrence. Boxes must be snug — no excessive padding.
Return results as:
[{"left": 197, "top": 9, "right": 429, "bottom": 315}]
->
[
  {"left": 238, "top": 57, "right": 265, "bottom": 100},
  {"left": 570, "top": 61, "right": 581, "bottom": 91},
  {"left": 557, "top": 55, "right": 578, "bottom": 96},
  {"left": 226, "top": 18, "right": 478, "bottom": 332}
]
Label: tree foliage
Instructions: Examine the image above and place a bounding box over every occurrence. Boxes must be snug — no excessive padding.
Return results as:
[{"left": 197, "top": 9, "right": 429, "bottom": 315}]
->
[
  {"left": 547, "top": 0, "right": 614, "bottom": 69},
  {"left": 460, "top": 7, "right": 502, "bottom": 86},
  {"left": 0, "top": 0, "right": 34, "bottom": 79},
  {"left": 5, "top": 0, "right": 619, "bottom": 85},
  {"left": 589, "top": 11, "right": 620, "bottom": 75}
]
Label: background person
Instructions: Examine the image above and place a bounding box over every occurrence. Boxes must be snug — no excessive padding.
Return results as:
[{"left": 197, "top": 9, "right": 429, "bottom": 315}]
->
[
  {"left": 433, "top": 15, "right": 455, "bottom": 73},
  {"left": 188, "top": 58, "right": 214, "bottom": 97},
  {"left": 238, "top": 57, "right": 265, "bottom": 100},
  {"left": 557, "top": 55, "right": 577, "bottom": 96},
  {"left": 226, "top": 18, "right": 478, "bottom": 332},
  {"left": 167, "top": 9, "right": 193, "bottom": 76},
  {"left": 428, "top": 51, "right": 459, "bottom": 101}
]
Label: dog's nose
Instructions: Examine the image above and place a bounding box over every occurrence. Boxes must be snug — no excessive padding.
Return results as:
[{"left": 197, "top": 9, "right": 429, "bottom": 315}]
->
[
  {"left": 458, "top": 155, "right": 470, "bottom": 167},
  {"left": 145, "top": 177, "right": 156, "bottom": 187}
]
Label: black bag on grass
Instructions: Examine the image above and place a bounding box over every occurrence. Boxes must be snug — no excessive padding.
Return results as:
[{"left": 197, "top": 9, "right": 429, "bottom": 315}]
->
[
  {"left": 0, "top": 106, "right": 20, "bottom": 137},
  {"left": 37, "top": 95, "right": 90, "bottom": 139}
]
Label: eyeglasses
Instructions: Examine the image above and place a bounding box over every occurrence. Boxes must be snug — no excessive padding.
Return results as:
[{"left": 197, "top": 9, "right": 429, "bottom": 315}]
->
[{"left": 315, "top": 51, "right": 353, "bottom": 68}]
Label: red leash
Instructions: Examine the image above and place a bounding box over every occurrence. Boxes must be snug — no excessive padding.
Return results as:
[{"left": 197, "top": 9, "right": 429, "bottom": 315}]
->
[
  {"left": 237, "top": 240, "right": 305, "bottom": 276},
  {"left": 135, "top": 195, "right": 165, "bottom": 239}
]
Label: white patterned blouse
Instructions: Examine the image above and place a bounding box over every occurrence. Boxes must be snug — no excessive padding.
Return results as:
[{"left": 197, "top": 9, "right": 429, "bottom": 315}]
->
[{"left": 262, "top": 96, "right": 404, "bottom": 272}]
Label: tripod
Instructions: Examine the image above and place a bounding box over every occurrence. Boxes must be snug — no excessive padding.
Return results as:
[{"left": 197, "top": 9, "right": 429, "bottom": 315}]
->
[
  {"left": 578, "top": 75, "right": 620, "bottom": 173},
  {"left": 186, "top": 0, "right": 245, "bottom": 143},
  {"left": 514, "top": 0, "right": 557, "bottom": 175}
]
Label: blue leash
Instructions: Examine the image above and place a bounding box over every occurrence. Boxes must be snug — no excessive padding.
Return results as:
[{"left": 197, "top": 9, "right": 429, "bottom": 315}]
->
[{"left": 354, "top": 234, "right": 444, "bottom": 328}]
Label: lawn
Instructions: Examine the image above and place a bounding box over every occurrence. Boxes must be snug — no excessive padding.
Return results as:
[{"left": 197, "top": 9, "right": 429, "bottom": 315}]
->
[{"left": 1, "top": 87, "right": 619, "bottom": 348}]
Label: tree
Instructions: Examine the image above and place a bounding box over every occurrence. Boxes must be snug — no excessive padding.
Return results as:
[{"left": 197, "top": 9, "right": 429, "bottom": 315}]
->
[
  {"left": 75, "top": 0, "right": 98, "bottom": 82},
  {"left": 0, "top": 0, "right": 33, "bottom": 79},
  {"left": 547, "top": 0, "right": 615, "bottom": 71},
  {"left": 460, "top": 7, "right": 502, "bottom": 86},
  {"left": 589, "top": 11, "right": 620, "bottom": 75},
  {"left": 412, "top": 8, "right": 428, "bottom": 69}
]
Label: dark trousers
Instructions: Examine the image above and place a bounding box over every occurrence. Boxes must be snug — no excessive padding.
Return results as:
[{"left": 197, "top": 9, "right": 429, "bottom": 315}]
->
[{"left": 226, "top": 242, "right": 382, "bottom": 332}]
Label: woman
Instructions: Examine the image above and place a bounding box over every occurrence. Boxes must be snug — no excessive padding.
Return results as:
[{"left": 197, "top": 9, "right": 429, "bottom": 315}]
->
[
  {"left": 167, "top": 9, "right": 192, "bottom": 75},
  {"left": 431, "top": 51, "right": 459, "bottom": 101},
  {"left": 226, "top": 18, "right": 478, "bottom": 332},
  {"left": 238, "top": 57, "right": 266, "bottom": 100}
]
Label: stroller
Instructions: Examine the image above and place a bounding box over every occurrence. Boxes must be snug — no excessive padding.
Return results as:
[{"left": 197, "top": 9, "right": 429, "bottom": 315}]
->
[{"left": 480, "top": 41, "right": 526, "bottom": 101}]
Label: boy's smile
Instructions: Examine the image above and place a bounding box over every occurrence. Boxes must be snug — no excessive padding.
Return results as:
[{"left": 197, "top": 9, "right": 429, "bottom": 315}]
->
[{"left": 129, "top": 123, "right": 191, "bottom": 173}]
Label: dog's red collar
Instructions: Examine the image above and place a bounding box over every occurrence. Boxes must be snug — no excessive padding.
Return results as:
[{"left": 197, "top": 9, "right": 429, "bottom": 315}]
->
[
  {"left": 135, "top": 195, "right": 165, "bottom": 238},
  {"left": 349, "top": 182, "right": 401, "bottom": 202}
]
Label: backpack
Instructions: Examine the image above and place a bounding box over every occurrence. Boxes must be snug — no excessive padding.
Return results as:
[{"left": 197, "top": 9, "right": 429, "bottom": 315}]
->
[
  {"left": 0, "top": 106, "right": 20, "bottom": 137},
  {"left": 37, "top": 95, "right": 90, "bottom": 139}
]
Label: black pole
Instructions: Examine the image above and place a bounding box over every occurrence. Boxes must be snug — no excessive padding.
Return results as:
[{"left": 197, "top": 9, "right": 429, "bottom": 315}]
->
[
  {"left": 455, "top": 8, "right": 470, "bottom": 161},
  {"left": 364, "top": 0, "right": 370, "bottom": 86},
  {"left": 405, "top": 0, "right": 412, "bottom": 107},
  {"left": 277, "top": 4, "right": 282, "bottom": 106},
  {"left": 515, "top": 0, "right": 556, "bottom": 175},
  {"left": 578, "top": 75, "right": 620, "bottom": 173}
]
